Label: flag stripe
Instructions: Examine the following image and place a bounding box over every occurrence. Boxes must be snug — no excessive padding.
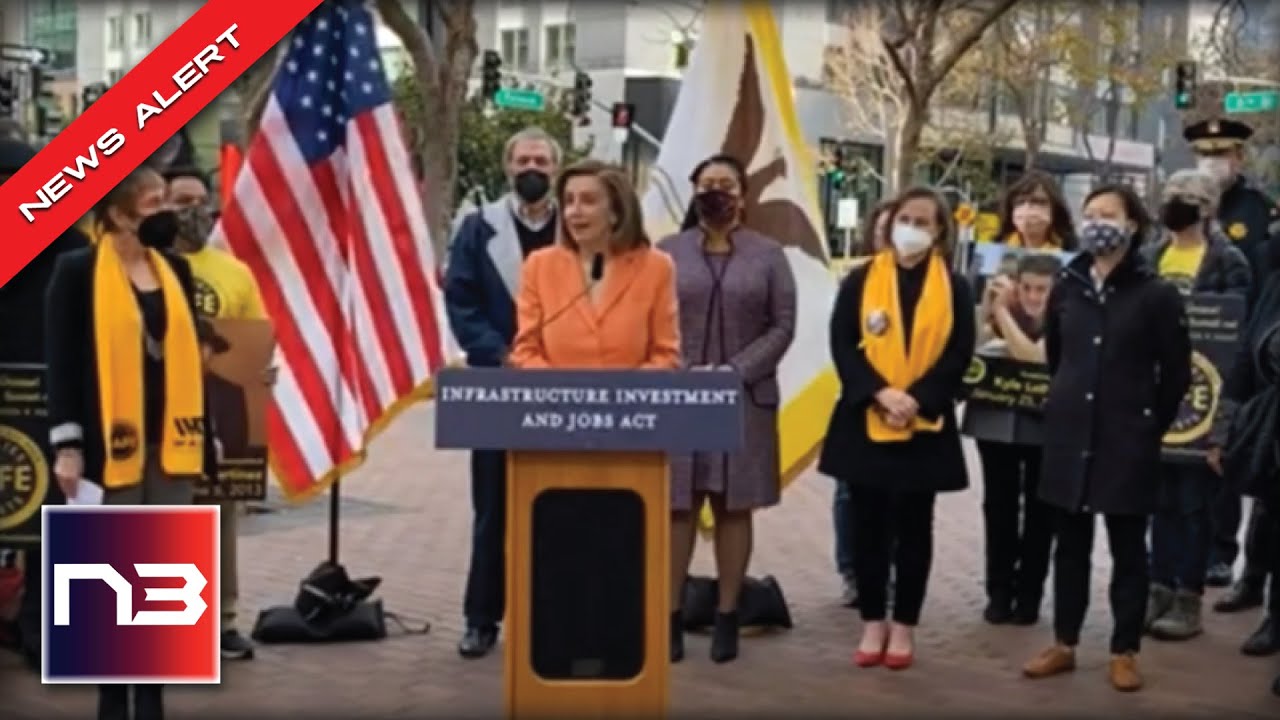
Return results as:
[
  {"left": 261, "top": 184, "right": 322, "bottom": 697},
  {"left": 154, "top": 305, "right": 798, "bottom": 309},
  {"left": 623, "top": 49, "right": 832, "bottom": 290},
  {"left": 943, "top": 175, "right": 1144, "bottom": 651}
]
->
[{"left": 356, "top": 108, "right": 443, "bottom": 376}]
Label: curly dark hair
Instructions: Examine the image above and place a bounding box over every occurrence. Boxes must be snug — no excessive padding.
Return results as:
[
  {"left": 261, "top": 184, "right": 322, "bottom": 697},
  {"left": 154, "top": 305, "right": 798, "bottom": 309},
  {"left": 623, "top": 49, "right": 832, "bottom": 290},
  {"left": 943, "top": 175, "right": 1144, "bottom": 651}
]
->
[{"left": 996, "top": 171, "right": 1077, "bottom": 251}]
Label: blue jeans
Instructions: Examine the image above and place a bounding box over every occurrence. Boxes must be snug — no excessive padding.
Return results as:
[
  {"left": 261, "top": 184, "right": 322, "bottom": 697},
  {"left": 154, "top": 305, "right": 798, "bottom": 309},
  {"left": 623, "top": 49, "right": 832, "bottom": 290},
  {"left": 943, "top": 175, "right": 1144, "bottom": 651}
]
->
[
  {"left": 1150, "top": 463, "right": 1216, "bottom": 594},
  {"left": 834, "top": 481, "right": 854, "bottom": 577}
]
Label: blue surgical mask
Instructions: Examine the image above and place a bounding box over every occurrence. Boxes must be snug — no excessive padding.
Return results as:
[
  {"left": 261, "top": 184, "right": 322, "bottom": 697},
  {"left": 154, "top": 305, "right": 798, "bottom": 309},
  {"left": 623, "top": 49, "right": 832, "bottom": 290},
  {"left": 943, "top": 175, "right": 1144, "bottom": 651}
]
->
[{"left": 1080, "top": 220, "right": 1128, "bottom": 257}]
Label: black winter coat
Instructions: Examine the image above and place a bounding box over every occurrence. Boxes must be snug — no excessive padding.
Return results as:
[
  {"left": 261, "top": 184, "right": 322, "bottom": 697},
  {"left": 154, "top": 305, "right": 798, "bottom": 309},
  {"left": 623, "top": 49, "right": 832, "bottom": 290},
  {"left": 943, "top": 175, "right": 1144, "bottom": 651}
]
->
[
  {"left": 817, "top": 261, "right": 975, "bottom": 494},
  {"left": 44, "top": 246, "right": 217, "bottom": 489},
  {"left": 0, "top": 227, "right": 88, "bottom": 364},
  {"left": 1039, "top": 250, "right": 1192, "bottom": 516}
]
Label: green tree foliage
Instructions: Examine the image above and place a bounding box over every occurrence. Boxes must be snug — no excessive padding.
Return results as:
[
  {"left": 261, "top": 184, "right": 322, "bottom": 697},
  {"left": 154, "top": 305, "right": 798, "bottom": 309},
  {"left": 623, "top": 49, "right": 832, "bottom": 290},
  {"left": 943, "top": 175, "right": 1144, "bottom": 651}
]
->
[{"left": 391, "top": 72, "right": 590, "bottom": 206}]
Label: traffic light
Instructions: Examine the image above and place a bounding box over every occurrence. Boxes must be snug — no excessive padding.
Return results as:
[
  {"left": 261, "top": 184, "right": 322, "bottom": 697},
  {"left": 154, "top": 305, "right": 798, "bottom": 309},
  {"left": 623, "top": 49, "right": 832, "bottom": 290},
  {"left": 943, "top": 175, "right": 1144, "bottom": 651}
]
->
[
  {"left": 610, "top": 102, "right": 634, "bottom": 130},
  {"left": 572, "top": 71, "right": 593, "bottom": 118},
  {"left": 481, "top": 50, "right": 502, "bottom": 100},
  {"left": 827, "top": 146, "right": 847, "bottom": 190},
  {"left": 32, "top": 65, "right": 62, "bottom": 138},
  {"left": 1174, "top": 60, "right": 1196, "bottom": 110},
  {"left": 81, "top": 82, "right": 107, "bottom": 112},
  {"left": 0, "top": 73, "right": 13, "bottom": 117}
]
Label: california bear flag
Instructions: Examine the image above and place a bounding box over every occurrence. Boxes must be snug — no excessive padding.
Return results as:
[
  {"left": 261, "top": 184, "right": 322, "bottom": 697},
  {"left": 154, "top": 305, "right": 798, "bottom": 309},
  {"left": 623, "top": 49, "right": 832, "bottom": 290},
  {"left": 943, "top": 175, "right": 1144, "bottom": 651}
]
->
[{"left": 643, "top": 1, "right": 839, "bottom": 484}]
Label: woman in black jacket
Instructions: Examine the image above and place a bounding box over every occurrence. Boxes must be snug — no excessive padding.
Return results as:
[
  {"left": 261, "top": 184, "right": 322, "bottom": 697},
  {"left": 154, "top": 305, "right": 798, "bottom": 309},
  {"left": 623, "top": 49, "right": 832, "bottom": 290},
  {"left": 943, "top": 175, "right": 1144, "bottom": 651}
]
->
[
  {"left": 45, "top": 165, "right": 214, "bottom": 720},
  {"left": 819, "top": 186, "right": 975, "bottom": 671},
  {"left": 1022, "top": 184, "right": 1192, "bottom": 693},
  {"left": 1139, "top": 168, "right": 1251, "bottom": 643}
]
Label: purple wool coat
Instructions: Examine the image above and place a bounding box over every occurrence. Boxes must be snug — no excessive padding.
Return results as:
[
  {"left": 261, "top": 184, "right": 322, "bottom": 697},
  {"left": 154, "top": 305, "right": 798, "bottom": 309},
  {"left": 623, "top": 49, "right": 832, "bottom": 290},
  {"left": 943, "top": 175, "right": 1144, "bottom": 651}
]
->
[{"left": 658, "top": 227, "right": 797, "bottom": 512}]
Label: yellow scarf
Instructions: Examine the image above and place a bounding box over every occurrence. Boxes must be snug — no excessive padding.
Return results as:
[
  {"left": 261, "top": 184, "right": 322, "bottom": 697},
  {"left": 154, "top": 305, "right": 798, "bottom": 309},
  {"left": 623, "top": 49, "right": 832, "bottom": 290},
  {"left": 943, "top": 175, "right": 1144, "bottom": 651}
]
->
[
  {"left": 93, "top": 237, "right": 205, "bottom": 487},
  {"left": 860, "top": 250, "right": 953, "bottom": 443},
  {"left": 1004, "top": 231, "right": 1061, "bottom": 250}
]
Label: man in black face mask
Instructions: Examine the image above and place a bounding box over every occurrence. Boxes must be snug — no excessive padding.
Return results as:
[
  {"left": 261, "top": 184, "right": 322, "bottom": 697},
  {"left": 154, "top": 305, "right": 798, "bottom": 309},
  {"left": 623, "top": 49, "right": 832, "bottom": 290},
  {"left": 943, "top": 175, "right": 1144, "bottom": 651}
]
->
[
  {"left": 443, "top": 127, "right": 561, "bottom": 659},
  {"left": 0, "top": 138, "right": 88, "bottom": 672}
]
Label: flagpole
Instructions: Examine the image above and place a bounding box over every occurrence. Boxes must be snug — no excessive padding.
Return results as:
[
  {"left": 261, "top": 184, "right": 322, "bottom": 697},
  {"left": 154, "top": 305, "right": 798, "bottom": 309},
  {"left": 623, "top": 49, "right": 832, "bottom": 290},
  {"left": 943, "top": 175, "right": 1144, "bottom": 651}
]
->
[{"left": 328, "top": 478, "right": 340, "bottom": 565}]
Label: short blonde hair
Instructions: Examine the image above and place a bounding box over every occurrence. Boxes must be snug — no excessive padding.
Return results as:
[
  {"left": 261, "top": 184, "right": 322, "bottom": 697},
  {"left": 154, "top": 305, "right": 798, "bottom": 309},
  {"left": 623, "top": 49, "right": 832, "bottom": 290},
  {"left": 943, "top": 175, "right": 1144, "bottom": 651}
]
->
[{"left": 554, "top": 160, "right": 650, "bottom": 254}]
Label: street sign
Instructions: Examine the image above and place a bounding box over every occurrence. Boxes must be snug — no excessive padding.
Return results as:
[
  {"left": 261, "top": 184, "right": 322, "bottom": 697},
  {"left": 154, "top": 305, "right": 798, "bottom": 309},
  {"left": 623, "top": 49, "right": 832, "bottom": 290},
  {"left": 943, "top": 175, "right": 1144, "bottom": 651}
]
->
[
  {"left": 1224, "top": 90, "right": 1279, "bottom": 114},
  {"left": 493, "top": 88, "right": 545, "bottom": 112},
  {"left": 836, "top": 197, "right": 859, "bottom": 230}
]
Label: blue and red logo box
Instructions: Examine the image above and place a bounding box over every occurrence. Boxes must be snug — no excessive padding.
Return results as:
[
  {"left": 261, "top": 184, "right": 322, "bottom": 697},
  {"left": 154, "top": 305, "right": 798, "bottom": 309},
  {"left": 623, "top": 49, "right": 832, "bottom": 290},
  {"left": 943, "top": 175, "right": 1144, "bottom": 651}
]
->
[{"left": 41, "top": 505, "right": 220, "bottom": 685}]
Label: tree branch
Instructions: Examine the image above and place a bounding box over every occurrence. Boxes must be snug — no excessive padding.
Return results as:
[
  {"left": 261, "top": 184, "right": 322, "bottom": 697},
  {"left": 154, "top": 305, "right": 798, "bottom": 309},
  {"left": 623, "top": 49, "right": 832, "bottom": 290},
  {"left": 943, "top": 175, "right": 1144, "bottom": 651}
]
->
[{"left": 930, "top": 0, "right": 1021, "bottom": 92}]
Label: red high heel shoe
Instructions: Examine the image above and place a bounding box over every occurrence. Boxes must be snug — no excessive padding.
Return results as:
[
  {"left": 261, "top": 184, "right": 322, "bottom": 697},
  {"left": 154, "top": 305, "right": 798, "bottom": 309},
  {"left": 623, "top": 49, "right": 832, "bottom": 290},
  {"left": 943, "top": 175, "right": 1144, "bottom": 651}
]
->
[
  {"left": 853, "top": 639, "right": 887, "bottom": 667},
  {"left": 884, "top": 649, "right": 914, "bottom": 670}
]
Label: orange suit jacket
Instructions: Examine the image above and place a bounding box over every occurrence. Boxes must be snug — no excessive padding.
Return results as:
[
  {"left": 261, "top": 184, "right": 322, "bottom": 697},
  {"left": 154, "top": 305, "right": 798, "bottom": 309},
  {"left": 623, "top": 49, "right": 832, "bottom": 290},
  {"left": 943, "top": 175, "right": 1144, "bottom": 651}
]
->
[{"left": 510, "top": 244, "right": 681, "bottom": 369}]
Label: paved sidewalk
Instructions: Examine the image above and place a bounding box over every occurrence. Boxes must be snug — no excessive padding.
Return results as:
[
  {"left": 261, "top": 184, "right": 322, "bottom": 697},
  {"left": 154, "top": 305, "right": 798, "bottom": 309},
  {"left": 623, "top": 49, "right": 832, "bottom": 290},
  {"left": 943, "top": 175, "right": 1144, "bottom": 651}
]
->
[{"left": 3, "top": 404, "right": 1278, "bottom": 717}]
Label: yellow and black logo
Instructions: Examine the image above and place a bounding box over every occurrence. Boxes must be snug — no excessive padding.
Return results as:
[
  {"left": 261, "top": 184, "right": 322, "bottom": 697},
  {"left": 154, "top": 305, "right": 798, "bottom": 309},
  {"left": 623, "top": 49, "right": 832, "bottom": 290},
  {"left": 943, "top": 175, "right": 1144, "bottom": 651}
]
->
[
  {"left": 109, "top": 421, "right": 141, "bottom": 461},
  {"left": 172, "top": 416, "right": 205, "bottom": 448},
  {"left": 193, "top": 277, "right": 222, "bottom": 318},
  {"left": 1228, "top": 222, "right": 1248, "bottom": 241},
  {"left": 1164, "top": 351, "right": 1221, "bottom": 445},
  {"left": 0, "top": 424, "right": 50, "bottom": 533},
  {"left": 963, "top": 356, "right": 988, "bottom": 385}
]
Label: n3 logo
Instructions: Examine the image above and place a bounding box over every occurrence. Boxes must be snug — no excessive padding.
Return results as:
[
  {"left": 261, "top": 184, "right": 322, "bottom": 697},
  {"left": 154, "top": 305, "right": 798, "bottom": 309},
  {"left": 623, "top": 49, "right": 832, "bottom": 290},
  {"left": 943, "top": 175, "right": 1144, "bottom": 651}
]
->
[{"left": 52, "top": 563, "right": 208, "bottom": 627}]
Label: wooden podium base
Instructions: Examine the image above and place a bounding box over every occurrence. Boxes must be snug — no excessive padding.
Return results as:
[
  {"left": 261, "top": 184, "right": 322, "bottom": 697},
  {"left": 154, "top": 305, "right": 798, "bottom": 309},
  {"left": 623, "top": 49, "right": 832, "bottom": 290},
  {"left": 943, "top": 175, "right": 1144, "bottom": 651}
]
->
[{"left": 504, "top": 450, "right": 670, "bottom": 719}]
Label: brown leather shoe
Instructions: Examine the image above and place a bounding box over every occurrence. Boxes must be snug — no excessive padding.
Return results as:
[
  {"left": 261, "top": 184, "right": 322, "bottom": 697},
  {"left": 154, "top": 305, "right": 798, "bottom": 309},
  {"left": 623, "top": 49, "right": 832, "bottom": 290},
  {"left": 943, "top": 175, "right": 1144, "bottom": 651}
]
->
[
  {"left": 1109, "top": 653, "right": 1143, "bottom": 692},
  {"left": 1023, "top": 645, "right": 1076, "bottom": 678}
]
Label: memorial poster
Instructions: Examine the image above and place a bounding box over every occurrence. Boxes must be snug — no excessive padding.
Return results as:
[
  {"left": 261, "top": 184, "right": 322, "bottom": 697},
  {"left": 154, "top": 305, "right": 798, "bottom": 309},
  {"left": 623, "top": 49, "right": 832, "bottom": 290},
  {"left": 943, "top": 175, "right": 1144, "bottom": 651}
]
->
[
  {"left": 0, "top": 363, "right": 61, "bottom": 544},
  {"left": 196, "top": 318, "right": 276, "bottom": 502}
]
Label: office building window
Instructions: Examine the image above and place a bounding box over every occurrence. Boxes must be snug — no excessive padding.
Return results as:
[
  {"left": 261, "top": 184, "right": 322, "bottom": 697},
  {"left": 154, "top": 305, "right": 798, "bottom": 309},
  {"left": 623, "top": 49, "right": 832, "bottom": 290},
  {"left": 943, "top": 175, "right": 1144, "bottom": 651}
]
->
[
  {"left": 501, "top": 28, "right": 531, "bottom": 71},
  {"left": 107, "top": 16, "right": 124, "bottom": 50},
  {"left": 134, "top": 13, "right": 152, "bottom": 47},
  {"left": 108, "top": 68, "right": 125, "bottom": 84},
  {"left": 26, "top": 0, "right": 77, "bottom": 71},
  {"left": 544, "top": 24, "right": 576, "bottom": 70}
]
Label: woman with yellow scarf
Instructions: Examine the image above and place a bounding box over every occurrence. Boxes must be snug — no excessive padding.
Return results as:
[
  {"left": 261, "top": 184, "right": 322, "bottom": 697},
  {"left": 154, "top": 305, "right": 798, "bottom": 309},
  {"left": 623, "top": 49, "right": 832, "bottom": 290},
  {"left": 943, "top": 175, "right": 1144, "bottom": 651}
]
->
[
  {"left": 818, "top": 186, "right": 976, "bottom": 671},
  {"left": 45, "top": 165, "right": 213, "bottom": 720}
]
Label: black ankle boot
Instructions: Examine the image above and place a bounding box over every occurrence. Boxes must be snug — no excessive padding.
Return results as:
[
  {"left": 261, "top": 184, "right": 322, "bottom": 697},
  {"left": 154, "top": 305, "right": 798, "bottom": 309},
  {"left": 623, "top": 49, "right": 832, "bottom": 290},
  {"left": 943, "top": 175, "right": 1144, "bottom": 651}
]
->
[
  {"left": 710, "top": 611, "right": 739, "bottom": 663},
  {"left": 670, "top": 610, "right": 685, "bottom": 662}
]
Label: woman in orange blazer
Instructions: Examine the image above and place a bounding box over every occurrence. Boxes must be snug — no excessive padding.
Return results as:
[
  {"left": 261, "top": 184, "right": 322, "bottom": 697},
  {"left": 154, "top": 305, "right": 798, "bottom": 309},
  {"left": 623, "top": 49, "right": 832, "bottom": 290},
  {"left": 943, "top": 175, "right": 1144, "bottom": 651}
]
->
[{"left": 510, "top": 160, "right": 680, "bottom": 369}]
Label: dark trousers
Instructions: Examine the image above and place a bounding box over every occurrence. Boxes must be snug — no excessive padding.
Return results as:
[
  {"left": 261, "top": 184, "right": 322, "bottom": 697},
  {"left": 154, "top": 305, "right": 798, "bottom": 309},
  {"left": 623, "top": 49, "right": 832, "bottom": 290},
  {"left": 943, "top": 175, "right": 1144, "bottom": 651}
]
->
[
  {"left": 1267, "top": 499, "right": 1280, "bottom": 615},
  {"left": 1242, "top": 503, "right": 1278, "bottom": 594},
  {"left": 1210, "top": 483, "right": 1245, "bottom": 568},
  {"left": 462, "top": 450, "right": 506, "bottom": 630},
  {"left": 1054, "top": 511, "right": 1148, "bottom": 654},
  {"left": 848, "top": 486, "right": 935, "bottom": 625},
  {"left": 98, "top": 685, "right": 163, "bottom": 720},
  {"left": 15, "top": 546, "right": 40, "bottom": 664},
  {"left": 977, "top": 442, "right": 1053, "bottom": 605},
  {"left": 833, "top": 481, "right": 854, "bottom": 577},
  {"left": 1150, "top": 463, "right": 1215, "bottom": 594}
]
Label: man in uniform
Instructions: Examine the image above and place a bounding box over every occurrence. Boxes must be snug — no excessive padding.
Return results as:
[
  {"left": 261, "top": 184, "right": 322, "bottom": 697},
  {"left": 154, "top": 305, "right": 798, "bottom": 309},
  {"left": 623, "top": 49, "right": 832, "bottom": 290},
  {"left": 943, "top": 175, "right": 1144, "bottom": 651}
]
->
[
  {"left": 165, "top": 165, "right": 270, "bottom": 661},
  {"left": 1189, "top": 116, "right": 1280, "bottom": 659}
]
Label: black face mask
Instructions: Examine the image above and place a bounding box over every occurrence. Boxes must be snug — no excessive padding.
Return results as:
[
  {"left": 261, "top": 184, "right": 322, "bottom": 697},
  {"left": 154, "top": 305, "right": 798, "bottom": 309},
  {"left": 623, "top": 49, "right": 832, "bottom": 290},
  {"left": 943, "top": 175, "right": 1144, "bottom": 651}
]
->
[
  {"left": 137, "top": 209, "right": 179, "bottom": 250},
  {"left": 1160, "top": 199, "right": 1201, "bottom": 232},
  {"left": 513, "top": 170, "right": 550, "bottom": 204}
]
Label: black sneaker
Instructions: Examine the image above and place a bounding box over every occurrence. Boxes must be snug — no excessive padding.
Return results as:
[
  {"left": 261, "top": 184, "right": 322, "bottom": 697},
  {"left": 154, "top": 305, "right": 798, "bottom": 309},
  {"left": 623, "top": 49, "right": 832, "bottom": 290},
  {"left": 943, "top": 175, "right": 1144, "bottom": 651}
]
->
[
  {"left": 221, "top": 629, "right": 255, "bottom": 660},
  {"left": 458, "top": 626, "right": 498, "bottom": 659}
]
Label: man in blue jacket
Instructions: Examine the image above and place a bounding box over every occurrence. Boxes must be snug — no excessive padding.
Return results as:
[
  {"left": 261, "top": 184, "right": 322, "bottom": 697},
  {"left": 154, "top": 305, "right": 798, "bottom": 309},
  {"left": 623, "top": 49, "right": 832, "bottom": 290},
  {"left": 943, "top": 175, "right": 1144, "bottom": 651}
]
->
[{"left": 445, "top": 127, "right": 562, "bottom": 658}]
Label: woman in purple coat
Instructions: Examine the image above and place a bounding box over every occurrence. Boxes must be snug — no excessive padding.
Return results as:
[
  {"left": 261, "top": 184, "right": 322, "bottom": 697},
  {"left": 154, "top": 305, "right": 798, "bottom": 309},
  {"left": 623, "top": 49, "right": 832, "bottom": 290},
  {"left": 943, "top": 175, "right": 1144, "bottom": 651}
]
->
[{"left": 659, "top": 154, "right": 797, "bottom": 664}]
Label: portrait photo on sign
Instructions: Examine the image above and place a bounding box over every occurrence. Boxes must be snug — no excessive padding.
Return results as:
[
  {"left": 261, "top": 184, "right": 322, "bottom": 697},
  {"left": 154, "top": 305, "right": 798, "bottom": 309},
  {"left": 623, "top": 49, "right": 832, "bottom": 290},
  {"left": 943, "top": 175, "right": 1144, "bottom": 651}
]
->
[
  {"left": 199, "top": 318, "right": 276, "bottom": 502},
  {"left": 971, "top": 246, "right": 1069, "bottom": 364}
]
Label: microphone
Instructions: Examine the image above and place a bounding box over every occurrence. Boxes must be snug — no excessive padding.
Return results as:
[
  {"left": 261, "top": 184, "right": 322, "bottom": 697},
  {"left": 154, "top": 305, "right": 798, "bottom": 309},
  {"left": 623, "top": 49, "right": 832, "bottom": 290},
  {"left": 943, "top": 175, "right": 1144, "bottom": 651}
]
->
[{"left": 527, "top": 252, "right": 604, "bottom": 337}]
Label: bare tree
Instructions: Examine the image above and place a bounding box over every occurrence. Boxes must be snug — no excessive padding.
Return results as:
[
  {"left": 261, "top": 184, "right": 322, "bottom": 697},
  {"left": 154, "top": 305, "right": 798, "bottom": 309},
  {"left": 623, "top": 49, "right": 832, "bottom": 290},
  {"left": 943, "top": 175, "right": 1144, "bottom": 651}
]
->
[
  {"left": 1198, "top": 0, "right": 1277, "bottom": 78},
  {"left": 826, "top": 0, "right": 1018, "bottom": 193},
  {"left": 376, "top": 0, "right": 478, "bottom": 258},
  {"left": 825, "top": 0, "right": 1021, "bottom": 192},
  {"left": 1054, "top": 2, "right": 1171, "bottom": 180}
]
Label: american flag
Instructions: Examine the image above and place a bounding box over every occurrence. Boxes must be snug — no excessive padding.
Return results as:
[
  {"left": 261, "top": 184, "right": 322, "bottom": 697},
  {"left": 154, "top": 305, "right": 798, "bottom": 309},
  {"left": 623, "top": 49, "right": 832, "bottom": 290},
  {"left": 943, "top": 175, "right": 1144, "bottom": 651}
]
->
[{"left": 214, "top": 0, "right": 448, "bottom": 500}]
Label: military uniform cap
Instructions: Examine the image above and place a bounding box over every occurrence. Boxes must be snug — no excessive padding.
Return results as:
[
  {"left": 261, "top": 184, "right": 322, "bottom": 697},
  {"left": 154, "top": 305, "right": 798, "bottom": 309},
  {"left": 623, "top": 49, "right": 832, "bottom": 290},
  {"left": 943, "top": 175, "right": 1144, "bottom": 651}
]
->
[{"left": 1184, "top": 117, "right": 1254, "bottom": 151}]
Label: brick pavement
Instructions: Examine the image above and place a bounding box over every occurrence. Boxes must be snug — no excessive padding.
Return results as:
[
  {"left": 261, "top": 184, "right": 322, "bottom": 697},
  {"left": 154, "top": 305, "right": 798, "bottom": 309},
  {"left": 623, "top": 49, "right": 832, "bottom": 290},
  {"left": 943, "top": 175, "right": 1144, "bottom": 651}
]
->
[{"left": 4, "top": 403, "right": 1279, "bottom": 717}]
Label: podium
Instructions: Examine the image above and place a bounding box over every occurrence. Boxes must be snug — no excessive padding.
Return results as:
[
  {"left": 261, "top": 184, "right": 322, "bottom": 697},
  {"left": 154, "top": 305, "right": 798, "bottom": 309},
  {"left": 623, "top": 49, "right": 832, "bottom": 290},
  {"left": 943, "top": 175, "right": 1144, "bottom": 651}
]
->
[{"left": 436, "top": 368, "right": 744, "bottom": 719}]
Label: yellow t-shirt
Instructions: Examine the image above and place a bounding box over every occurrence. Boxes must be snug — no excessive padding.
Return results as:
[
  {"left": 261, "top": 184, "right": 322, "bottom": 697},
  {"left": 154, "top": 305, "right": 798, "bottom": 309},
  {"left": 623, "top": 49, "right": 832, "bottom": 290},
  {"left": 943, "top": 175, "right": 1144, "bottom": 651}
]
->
[
  {"left": 1158, "top": 243, "right": 1205, "bottom": 296},
  {"left": 184, "top": 246, "right": 267, "bottom": 320}
]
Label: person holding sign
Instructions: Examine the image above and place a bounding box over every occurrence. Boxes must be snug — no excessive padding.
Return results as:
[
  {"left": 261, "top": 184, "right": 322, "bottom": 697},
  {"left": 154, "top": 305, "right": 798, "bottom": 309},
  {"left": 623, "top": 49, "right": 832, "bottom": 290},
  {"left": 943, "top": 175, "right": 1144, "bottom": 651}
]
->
[
  {"left": 45, "top": 166, "right": 216, "bottom": 720},
  {"left": 1023, "top": 184, "right": 1191, "bottom": 692},
  {"left": 165, "top": 165, "right": 269, "bottom": 662},
  {"left": 819, "top": 186, "right": 975, "bottom": 671},
  {"left": 1139, "top": 168, "right": 1251, "bottom": 643}
]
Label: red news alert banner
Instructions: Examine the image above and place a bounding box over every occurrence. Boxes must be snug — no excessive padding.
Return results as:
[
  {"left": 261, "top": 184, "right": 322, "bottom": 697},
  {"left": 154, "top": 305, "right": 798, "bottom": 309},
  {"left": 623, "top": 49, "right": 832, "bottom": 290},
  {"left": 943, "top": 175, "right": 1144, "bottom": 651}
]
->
[{"left": 0, "top": 0, "right": 324, "bottom": 289}]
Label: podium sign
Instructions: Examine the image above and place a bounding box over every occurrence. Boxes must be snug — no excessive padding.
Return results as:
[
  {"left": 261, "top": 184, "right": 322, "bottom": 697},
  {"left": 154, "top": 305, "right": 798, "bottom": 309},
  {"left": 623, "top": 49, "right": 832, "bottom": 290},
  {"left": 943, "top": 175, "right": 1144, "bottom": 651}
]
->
[
  {"left": 435, "top": 368, "right": 745, "bottom": 719},
  {"left": 434, "top": 367, "right": 745, "bottom": 452}
]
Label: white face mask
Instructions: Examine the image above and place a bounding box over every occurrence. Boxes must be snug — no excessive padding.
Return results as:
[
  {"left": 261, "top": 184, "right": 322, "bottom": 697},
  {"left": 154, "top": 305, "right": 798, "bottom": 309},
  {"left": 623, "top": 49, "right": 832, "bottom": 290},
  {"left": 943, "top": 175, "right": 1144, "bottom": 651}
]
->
[
  {"left": 1196, "top": 156, "right": 1233, "bottom": 187},
  {"left": 891, "top": 223, "right": 934, "bottom": 258}
]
